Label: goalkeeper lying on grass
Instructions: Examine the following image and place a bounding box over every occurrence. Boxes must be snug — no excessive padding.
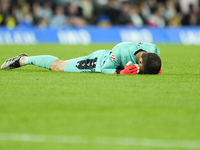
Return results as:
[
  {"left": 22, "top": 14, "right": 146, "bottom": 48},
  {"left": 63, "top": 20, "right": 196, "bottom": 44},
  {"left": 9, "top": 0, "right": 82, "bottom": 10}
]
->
[{"left": 1, "top": 42, "right": 162, "bottom": 75}]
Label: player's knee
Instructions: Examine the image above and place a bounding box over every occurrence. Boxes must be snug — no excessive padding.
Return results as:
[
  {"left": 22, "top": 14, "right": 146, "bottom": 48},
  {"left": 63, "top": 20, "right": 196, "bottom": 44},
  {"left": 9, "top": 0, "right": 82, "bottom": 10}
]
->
[
  {"left": 50, "top": 60, "right": 65, "bottom": 72},
  {"left": 50, "top": 60, "right": 68, "bottom": 72}
]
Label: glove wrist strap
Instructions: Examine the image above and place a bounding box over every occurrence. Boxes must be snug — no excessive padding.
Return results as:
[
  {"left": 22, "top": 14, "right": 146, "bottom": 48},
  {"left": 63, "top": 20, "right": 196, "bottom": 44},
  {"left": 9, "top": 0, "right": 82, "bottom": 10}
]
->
[{"left": 115, "top": 69, "right": 122, "bottom": 74}]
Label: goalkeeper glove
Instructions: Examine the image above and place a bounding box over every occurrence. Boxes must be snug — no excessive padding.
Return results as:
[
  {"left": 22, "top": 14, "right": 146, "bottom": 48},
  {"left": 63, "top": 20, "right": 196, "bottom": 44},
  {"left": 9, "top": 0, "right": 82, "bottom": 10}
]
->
[
  {"left": 158, "top": 67, "right": 162, "bottom": 75},
  {"left": 120, "top": 61, "right": 140, "bottom": 75}
]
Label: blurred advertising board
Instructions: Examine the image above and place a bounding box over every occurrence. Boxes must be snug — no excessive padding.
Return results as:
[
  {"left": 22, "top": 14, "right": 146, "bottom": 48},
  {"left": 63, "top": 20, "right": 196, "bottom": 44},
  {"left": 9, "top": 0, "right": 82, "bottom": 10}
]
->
[{"left": 0, "top": 26, "right": 200, "bottom": 45}]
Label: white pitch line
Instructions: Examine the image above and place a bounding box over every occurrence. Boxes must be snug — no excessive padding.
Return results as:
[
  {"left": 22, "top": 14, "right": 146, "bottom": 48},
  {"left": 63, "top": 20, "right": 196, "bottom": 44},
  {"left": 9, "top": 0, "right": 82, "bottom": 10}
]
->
[{"left": 0, "top": 133, "right": 200, "bottom": 148}]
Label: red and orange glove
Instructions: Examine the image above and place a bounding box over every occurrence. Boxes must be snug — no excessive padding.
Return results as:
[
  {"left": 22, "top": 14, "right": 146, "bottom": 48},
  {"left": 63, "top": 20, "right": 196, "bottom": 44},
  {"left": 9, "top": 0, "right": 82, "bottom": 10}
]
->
[{"left": 120, "top": 61, "right": 140, "bottom": 75}]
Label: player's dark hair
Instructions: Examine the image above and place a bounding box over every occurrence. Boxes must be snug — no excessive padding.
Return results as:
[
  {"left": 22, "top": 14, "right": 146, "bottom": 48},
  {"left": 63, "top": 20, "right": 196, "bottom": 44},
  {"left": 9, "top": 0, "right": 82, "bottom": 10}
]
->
[{"left": 141, "top": 52, "right": 161, "bottom": 74}]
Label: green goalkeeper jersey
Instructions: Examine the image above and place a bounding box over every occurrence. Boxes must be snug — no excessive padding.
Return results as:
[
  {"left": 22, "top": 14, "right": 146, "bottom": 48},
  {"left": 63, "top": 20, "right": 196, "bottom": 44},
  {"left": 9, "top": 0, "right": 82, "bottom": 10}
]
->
[{"left": 64, "top": 42, "right": 160, "bottom": 74}]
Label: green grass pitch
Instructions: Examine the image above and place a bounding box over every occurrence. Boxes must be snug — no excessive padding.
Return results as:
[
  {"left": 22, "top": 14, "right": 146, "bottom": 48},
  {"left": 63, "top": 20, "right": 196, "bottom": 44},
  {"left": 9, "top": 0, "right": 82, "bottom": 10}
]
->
[{"left": 0, "top": 44, "right": 200, "bottom": 150}]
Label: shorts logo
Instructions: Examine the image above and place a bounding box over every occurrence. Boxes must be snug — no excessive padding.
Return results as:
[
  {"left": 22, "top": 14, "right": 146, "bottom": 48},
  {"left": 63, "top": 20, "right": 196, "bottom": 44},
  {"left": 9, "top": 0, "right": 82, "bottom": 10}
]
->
[
  {"left": 76, "top": 57, "right": 97, "bottom": 69},
  {"left": 111, "top": 54, "right": 116, "bottom": 60}
]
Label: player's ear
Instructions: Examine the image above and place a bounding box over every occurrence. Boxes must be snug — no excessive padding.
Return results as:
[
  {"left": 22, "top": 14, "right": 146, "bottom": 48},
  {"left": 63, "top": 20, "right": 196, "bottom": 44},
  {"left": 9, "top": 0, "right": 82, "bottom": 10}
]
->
[{"left": 139, "top": 58, "right": 143, "bottom": 65}]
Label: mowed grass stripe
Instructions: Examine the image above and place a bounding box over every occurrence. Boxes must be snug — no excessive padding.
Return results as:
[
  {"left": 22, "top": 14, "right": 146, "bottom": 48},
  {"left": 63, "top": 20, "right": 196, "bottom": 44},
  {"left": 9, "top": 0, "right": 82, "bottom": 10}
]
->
[{"left": 0, "top": 133, "right": 200, "bottom": 148}]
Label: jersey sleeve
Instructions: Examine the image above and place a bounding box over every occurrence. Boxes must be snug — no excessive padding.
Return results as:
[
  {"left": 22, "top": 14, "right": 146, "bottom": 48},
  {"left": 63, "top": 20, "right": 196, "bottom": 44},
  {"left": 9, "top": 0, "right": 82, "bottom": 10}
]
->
[{"left": 101, "top": 44, "right": 122, "bottom": 74}]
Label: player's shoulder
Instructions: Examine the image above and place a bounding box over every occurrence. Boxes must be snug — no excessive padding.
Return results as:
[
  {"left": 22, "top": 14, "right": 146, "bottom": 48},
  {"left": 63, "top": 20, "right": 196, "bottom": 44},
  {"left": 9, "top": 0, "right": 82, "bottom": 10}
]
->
[
  {"left": 136, "top": 42, "right": 160, "bottom": 55},
  {"left": 136, "top": 42, "right": 159, "bottom": 49},
  {"left": 113, "top": 42, "right": 159, "bottom": 52}
]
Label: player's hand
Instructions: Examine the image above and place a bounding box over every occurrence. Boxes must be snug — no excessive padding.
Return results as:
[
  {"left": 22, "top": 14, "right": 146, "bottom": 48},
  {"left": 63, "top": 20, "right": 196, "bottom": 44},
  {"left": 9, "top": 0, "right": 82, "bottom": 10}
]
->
[
  {"left": 120, "top": 61, "right": 140, "bottom": 75},
  {"left": 158, "top": 67, "right": 162, "bottom": 75}
]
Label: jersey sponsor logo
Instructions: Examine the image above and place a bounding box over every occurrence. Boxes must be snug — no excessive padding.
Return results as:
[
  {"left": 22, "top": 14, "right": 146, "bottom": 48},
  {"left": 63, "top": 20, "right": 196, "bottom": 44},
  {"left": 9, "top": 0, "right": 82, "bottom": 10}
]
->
[{"left": 111, "top": 54, "right": 116, "bottom": 60}]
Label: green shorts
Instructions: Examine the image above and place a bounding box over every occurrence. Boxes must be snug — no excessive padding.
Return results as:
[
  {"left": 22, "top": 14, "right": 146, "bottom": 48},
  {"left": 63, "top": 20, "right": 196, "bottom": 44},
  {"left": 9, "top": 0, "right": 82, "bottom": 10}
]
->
[{"left": 64, "top": 50, "right": 109, "bottom": 73}]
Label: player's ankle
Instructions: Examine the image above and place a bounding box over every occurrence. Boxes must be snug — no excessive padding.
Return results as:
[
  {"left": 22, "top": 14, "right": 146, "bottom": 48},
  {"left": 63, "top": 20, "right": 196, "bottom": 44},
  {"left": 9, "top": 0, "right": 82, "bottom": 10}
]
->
[{"left": 20, "top": 56, "right": 29, "bottom": 66}]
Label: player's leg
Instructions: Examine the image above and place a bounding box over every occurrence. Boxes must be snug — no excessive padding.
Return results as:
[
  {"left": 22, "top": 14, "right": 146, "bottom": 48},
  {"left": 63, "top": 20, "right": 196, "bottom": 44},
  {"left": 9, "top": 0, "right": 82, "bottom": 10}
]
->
[
  {"left": 1, "top": 53, "right": 66, "bottom": 72},
  {"left": 1, "top": 50, "right": 106, "bottom": 72}
]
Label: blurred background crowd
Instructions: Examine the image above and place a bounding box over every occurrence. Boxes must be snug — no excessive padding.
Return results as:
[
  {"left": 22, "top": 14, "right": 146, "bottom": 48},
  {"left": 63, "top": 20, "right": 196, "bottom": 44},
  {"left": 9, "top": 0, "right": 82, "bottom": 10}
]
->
[{"left": 0, "top": 0, "right": 200, "bottom": 28}]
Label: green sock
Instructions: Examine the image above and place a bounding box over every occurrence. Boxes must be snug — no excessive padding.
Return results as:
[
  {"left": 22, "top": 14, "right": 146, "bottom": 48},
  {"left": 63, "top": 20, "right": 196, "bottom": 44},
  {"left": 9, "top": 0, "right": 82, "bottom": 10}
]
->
[{"left": 28, "top": 55, "right": 59, "bottom": 69}]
